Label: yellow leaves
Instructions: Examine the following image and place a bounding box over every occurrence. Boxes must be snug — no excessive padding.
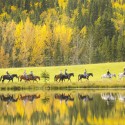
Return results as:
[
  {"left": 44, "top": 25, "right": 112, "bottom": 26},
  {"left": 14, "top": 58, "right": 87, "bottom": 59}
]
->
[
  {"left": 58, "top": 0, "right": 68, "bottom": 10},
  {"left": 112, "top": 12, "right": 124, "bottom": 31},
  {"left": 11, "top": 6, "right": 17, "bottom": 11},
  {"left": 112, "top": 1, "right": 125, "bottom": 11},
  {"left": 0, "top": 46, "right": 9, "bottom": 68},
  {"left": 80, "top": 26, "right": 87, "bottom": 38},
  {"left": 54, "top": 23, "right": 73, "bottom": 45},
  {"left": 16, "top": 100, "right": 25, "bottom": 117},
  {"left": 112, "top": 2, "right": 122, "bottom": 9},
  {"left": 0, "top": 12, "right": 11, "bottom": 21},
  {"left": 76, "top": 112, "right": 84, "bottom": 125},
  {"left": 14, "top": 20, "right": 24, "bottom": 47},
  {"left": 35, "top": 2, "right": 39, "bottom": 7}
]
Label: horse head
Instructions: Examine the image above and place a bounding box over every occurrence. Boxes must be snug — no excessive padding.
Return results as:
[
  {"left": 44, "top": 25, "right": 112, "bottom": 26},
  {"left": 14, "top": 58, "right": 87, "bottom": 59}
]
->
[{"left": 88, "top": 73, "right": 93, "bottom": 77}]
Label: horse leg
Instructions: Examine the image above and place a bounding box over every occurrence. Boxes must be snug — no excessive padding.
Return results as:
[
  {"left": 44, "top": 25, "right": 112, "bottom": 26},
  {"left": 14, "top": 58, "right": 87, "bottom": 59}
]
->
[
  {"left": 2, "top": 79, "right": 4, "bottom": 83},
  {"left": 69, "top": 78, "right": 71, "bottom": 82},
  {"left": 78, "top": 76, "right": 79, "bottom": 81}
]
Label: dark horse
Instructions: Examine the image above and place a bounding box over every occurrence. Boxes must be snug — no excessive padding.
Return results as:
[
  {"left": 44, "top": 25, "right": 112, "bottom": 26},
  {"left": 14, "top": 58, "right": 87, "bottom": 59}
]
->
[
  {"left": 0, "top": 74, "right": 18, "bottom": 82},
  {"left": 54, "top": 73, "right": 74, "bottom": 82},
  {"left": 19, "top": 75, "right": 40, "bottom": 82},
  {"left": 59, "top": 73, "right": 74, "bottom": 82},
  {"left": 78, "top": 73, "right": 93, "bottom": 81}
]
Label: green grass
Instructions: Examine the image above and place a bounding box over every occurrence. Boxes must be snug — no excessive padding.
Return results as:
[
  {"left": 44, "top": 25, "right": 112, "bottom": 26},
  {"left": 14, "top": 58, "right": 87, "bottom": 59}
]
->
[{"left": 0, "top": 62, "right": 125, "bottom": 89}]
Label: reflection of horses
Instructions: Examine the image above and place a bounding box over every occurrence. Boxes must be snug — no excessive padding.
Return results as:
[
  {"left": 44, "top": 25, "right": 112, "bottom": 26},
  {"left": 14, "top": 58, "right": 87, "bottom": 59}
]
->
[
  {"left": 19, "top": 75, "right": 40, "bottom": 82},
  {"left": 78, "top": 94, "right": 93, "bottom": 101},
  {"left": 101, "top": 74, "right": 116, "bottom": 79},
  {"left": 101, "top": 93, "right": 116, "bottom": 101},
  {"left": 117, "top": 94, "right": 125, "bottom": 102},
  {"left": 20, "top": 94, "right": 40, "bottom": 104},
  {"left": 0, "top": 94, "right": 19, "bottom": 105},
  {"left": 0, "top": 74, "right": 18, "bottom": 82},
  {"left": 54, "top": 73, "right": 74, "bottom": 82},
  {"left": 78, "top": 73, "right": 93, "bottom": 81},
  {"left": 118, "top": 73, "right": 125, "bottom": 79},
  {"left": 55, "top": 93, "right": 74, "bottom": 104}
]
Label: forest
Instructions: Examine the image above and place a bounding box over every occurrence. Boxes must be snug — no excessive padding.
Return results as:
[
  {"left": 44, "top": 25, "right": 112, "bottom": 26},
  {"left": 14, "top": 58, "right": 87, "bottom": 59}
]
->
[{"left": 0, "top": 0, "right": 125, "bottom": 67}]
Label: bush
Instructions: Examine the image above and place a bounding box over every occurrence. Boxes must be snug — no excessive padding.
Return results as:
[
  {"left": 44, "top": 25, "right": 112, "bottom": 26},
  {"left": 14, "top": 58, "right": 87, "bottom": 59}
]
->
[{"left": 41, "top": 70, "right": 50, "bottom": 83}]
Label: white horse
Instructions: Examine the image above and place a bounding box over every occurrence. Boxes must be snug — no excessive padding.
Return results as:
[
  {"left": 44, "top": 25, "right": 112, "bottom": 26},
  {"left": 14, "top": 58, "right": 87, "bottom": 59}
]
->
[
  {"left": 118, "top": 73, "right": 125, "bottom": 79},
  {"left": 101, "top": 93, "right": 116, "bottom": 101},
  {"left": 117, "top": 94, "right": 125, "bottom": 102},
  {"left": 101, "top": 74, "right": 116, "bottom": 79}
]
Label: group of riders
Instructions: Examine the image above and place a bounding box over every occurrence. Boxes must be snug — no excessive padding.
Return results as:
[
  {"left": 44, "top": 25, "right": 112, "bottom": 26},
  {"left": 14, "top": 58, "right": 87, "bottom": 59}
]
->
[
  {"left": 106, "top": 67, "right": 125, "bottom": 78},
  {"left": 60, "top": 67, "right": 125, "bottom": 78},
  {"left": 5, "top": 70, "right": 34, "bottom": 80},
  {"left": 3, "top": 67, "right": 125, "bottom": 80}
]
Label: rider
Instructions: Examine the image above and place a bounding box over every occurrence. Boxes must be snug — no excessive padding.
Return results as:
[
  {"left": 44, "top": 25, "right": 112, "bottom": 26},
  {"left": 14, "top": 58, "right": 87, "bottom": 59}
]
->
[
  {"left": 84, "top": 69, "right": 87, "bottom": 78},
  {"left": 60, "top": 70, "right": 63, "bottom": 76},
  {"left": 65, "top": 69, "right": 68, "bottom": 76},
  {"left": 6, "top": 71, "right": 11, "bottom": 78},
  {"left": 107, "top": 69, "right": 111, "bottom": 78},
  {"left": 30, "top": 71, "right": 34, "bottom": 79},
  {"left": 24, "top": 70, "right": 28, "bottom": 79}
]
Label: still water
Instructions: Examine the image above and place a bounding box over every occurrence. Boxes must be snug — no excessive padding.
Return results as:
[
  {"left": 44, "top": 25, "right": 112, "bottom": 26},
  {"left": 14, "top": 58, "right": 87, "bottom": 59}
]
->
[{"left": 0, "top": 90, "right": 125, "bottom": 125}]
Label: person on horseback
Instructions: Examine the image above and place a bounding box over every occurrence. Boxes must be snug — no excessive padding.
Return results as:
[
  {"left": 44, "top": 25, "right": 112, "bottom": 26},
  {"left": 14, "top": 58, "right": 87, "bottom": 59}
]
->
[
  {"left": 30, "top": 71, "right": 34, "bottom": 79},
  {"left": 107, "top": 69, "right": 111, "bottom": 78},
  {"left": 60, "top": 70, "right": 63, "bottom": 76},
  {"left": 65, "top": 69, "right": 68, "bottom": 76},
  {"left": 24, "top": 70, "right": 28, "bottom": 79},
  {"left": 84, "top": 69, "right": 87, "bottom": 78},
  {"left": 6, "top": 71, "right": 11, "bottom": 78}
]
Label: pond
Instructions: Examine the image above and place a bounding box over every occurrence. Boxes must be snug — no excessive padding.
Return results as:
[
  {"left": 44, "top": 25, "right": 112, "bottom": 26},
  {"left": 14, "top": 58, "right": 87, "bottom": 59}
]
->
[{"left": 0, "top": 90, "right": 125, "bottom": 125}]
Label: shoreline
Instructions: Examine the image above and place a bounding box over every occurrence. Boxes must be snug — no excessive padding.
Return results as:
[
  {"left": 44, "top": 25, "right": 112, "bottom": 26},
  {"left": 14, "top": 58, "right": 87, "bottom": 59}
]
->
[{"left": 0, "top": 81, "right": 125, "bottom": 90}]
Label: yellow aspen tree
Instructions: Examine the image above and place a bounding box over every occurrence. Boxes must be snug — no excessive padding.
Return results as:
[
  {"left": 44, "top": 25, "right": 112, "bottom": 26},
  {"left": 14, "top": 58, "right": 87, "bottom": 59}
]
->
[
  {"left": 0, "top": 46, "right": 9, "bottom": 68},
  {"left": 19, "top": 17, "right": 34, "bottom": 66}
]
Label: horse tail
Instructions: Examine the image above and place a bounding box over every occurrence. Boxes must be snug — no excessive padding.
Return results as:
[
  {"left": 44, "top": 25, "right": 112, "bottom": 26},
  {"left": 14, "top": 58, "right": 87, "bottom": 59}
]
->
[{"left": 0, "top": 76, "right": 3, "bottom": 81}]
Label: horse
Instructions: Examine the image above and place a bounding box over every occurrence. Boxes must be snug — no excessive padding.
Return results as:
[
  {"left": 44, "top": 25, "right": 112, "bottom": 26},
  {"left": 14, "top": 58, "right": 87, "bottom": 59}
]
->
[
  {"left": 101, "top": 74, "right": 116, "bottom": 79},
  {"left": 78, "top": 93, "right": 93, "bottom": 101},
  {"left": 19, "top": 75, "right": 40, "bottom": 82},
  {"left": 20, "top": 94, "right": 40, "bottom": 104},
  {"left": 0, "top": 74, "right": 18, "bottom": 83},
  {"left": 26, "top": 75, "right": 40, "bottom": 82},
  {"left": 78, "top": 73, "right": 93, "bottom": 81},
  {"left": 118, "top": 73, "right": 125, "bottom": 79},
  {"left": 54, "top": 74, "right": 61, "bottom": 82},
  {"left": 55, "top": 93, "right": 73, "bottom": 104},
  {"left": 0, "top": 94, "right": 19, "bottom": 105},
  {"left": 59, "top": 73, "right": 74, "bottom": 82}
]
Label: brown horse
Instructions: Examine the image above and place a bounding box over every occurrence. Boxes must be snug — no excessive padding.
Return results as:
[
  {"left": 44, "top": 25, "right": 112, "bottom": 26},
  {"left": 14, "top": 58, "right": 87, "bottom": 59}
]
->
[
  {"left": 19, "top": 75, "right": 40, "bottom": 82},
  {"left": 33, "top": 76, "right": 40, "bottom": 82},
  {"left": 54, "top": 74, "right": 61, "bottom": 82}
]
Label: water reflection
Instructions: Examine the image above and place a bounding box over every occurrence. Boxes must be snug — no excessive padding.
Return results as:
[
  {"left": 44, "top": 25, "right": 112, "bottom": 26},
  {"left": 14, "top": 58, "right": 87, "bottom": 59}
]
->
[
  {"left": 55, "top": 93, "right": 74, "bottom": 104},
  {"left": 0, "top": 91, "right": 125, "bottom": 125}
]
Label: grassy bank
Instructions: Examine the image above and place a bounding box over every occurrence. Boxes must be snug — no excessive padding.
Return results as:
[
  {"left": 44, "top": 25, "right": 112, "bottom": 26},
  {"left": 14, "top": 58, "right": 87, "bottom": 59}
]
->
[
  {"left": 0, "top": 62, "right": 125, "bottom": 90},
  {"left": 0, "top": 80, "right": 125, "bottom": 90}
]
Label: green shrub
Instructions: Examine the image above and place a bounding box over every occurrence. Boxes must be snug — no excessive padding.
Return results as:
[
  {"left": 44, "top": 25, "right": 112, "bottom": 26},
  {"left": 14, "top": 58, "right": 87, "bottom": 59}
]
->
[{"left": 41, "top": 70, "right": 50, "bottom": 83}]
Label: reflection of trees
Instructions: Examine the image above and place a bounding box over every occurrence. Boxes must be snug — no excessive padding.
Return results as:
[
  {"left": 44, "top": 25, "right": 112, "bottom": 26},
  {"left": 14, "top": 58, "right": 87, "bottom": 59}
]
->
[{"left": 1, "top": 92, "right": 125, "bottom": 125}]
